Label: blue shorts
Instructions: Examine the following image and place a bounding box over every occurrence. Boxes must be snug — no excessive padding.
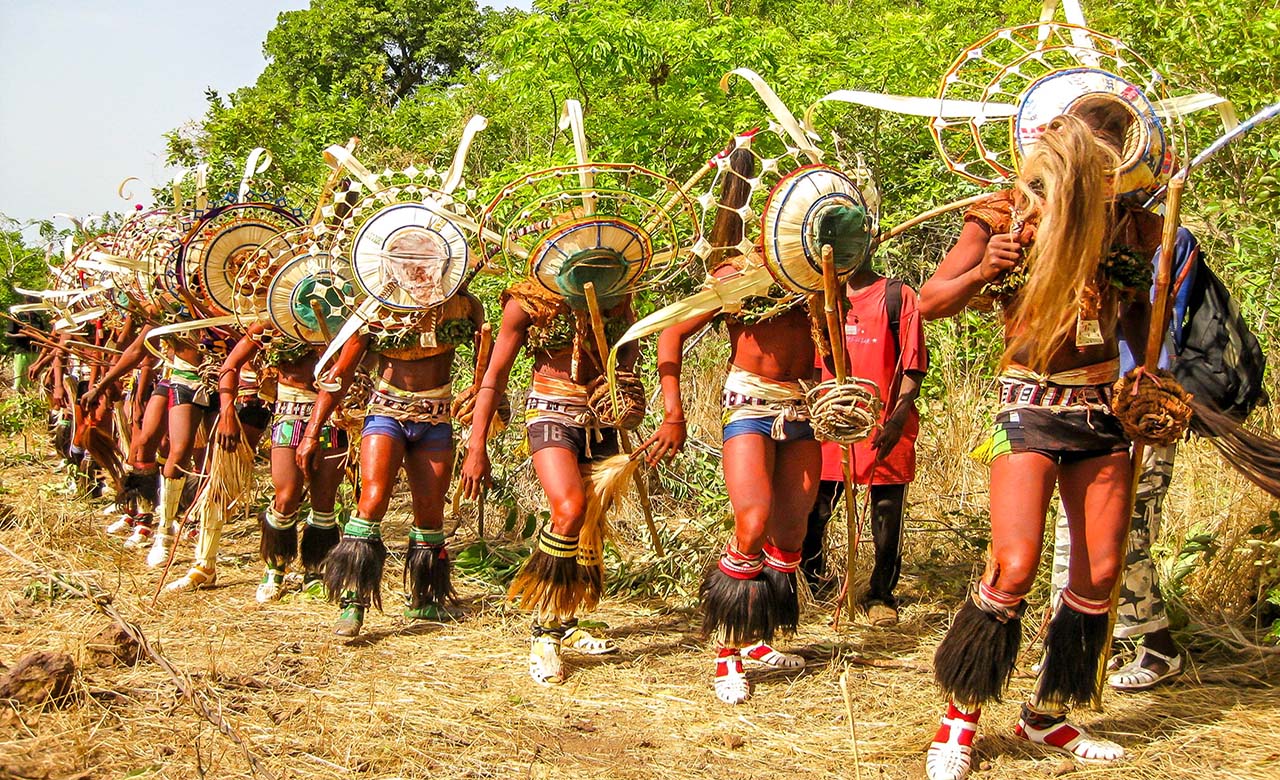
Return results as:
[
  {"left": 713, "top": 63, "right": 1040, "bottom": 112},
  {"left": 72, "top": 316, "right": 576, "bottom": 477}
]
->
[
  {"left": 722, "top": 417, "right": 815, "bottom": 443},
  {"left": 362, "top": 415, "right": 453, "bottom": 450}
]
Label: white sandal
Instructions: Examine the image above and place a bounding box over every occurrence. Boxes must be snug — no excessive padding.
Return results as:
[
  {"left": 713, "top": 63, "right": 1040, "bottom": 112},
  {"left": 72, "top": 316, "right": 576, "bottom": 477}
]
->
[
  {"left": 1108, "top": 646, "right": 1182, "bottom": 691},
  {"left": 1016, "top": 715, "right": 1124, "bottom": 764},
  {"left": 740, "top": 641, "right": 805, "bottom": 669},
  {"left": 163, "top": 564, "right": 216, "bottom": 593},
  {"left": 714, "top": 653, "right": 750, "bottom": 705},
  {"left": 562, "top": 625, "right": 618, "bottom": 655},
  {"left": 529, "top": 636, "right": 564, "bottom": 686},
  {"left": 926, "top": 712, "right": 978, "bottom": 780}
]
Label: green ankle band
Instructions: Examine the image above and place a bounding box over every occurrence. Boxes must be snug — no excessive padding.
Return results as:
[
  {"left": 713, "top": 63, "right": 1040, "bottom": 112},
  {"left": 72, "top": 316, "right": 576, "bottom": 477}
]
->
[
  {"left": 267, "top": 509, "right": 299, "bottom": 530},
  {"left": 409, "top": 527, "right": 446, "bottom": 545},
  {"left": 343, "top": 517, "right": 381, "bottom": 540},
  {"left": 307, "top": 509, "right": 338, "bottom": 529}
]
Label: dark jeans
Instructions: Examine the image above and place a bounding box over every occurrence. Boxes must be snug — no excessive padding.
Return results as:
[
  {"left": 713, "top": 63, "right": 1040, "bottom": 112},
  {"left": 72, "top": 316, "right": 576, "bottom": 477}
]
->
[{"left": 801, "top": 480, "right": 906, "bottom": 605}]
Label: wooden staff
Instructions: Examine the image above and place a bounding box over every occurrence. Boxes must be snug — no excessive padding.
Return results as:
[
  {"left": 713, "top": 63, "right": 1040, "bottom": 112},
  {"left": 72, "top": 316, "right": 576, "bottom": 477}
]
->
[
  {"left": 308, "top": 300, "right": 335, "bottom": 343},
  {"left": 821, "top": 246, "right": 861, "bottom": 617},
  {"left": 583, "top": 282, "right": 665, "bottom": 557},
  {"left": 451, "top": 324, "right": 495, "bottom": 536},
  {"left": 1092, "top": 177, "right": 1187, "bottom": 709}
]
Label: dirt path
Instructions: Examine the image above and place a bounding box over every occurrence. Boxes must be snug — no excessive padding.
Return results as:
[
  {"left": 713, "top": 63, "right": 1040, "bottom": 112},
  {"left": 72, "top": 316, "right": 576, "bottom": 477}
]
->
[{"left": 1, "top": 450, "right": 1277, "bottom": 780}]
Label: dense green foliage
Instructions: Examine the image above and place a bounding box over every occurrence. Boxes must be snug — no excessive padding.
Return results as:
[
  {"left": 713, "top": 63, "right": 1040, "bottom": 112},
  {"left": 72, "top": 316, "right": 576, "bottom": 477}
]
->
[{"left": 165, "top": 0, "right": 1280, "bottom": 347}]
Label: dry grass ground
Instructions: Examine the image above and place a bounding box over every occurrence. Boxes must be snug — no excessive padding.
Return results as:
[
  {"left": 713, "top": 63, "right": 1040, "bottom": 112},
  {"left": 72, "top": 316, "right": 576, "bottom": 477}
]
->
[{"left": 2, "top": 394, "right": 1279, "bottom": 780}]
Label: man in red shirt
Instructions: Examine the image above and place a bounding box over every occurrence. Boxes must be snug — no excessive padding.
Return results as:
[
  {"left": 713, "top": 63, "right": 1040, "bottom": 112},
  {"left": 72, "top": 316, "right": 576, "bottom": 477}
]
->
[{"left": 802, "top": 266, "right": 928, "bottom": 626}]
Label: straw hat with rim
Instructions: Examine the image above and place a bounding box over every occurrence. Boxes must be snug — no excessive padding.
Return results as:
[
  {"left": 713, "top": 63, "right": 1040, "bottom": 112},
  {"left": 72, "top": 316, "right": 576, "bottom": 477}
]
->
[
  {"left": 179, "top": 201, "right": 305, "bottom": 319},
  {"left": 480, "top": 101, "right": 700, "bottom": 311}
]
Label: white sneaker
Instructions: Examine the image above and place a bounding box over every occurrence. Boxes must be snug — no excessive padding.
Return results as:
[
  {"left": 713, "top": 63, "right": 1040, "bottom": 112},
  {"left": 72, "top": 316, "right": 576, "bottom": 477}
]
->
[
  {"left": 145, "top": 534, "right": 174, "bottom": 568},
  {"left": 123, "top": 525, "right": 153, "bottom": 550},
  {"left": 105, "top": 515, "right": 133, "bottom": 536}
]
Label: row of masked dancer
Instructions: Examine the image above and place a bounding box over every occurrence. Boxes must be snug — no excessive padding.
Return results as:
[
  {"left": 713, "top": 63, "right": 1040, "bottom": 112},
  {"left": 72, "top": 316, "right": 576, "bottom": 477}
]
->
[{"left": 27, "top": 110, "right": 1210, "bottom": 780}]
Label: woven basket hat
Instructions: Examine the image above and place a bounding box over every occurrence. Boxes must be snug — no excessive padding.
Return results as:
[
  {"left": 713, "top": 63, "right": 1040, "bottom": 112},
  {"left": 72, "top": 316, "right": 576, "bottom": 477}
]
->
[
  {"left": 689, "top": 70, "right": 879, "bottom": 295},
  {"left": 266, "top": 247, "right": 356, "bottom": 345},
  {"left": 180, "top": 201, "right": 304, "bottom": 318},
  {"left": 481, "top": 101, "right": 699, "bottom": 310}
]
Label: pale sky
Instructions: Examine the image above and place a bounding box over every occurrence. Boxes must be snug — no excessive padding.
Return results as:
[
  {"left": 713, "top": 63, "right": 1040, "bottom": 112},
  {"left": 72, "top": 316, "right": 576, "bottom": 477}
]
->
[{"left": 0, "top": 1, "right": 531, "bottom": 235}]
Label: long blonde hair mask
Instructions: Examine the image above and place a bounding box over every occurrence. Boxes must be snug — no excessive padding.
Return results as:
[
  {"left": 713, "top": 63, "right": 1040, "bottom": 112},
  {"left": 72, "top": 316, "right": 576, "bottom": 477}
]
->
[{"left": 1004, "top": 114, "right": 1119, "bottom": 372}]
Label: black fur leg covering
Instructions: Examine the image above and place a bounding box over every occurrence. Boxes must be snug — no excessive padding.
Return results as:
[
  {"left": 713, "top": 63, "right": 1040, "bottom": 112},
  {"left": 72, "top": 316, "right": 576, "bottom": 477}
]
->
[
  {"left": 762, "top": 543, "right": 802, "bottom": 635},
  {"left": 260, "top": 509, "right": 299, "bottom": 570},
  {"left": 701, "top": 543, "right": 775, "bottom": 648},
  {"left": 508, "top": 528, "right": 584, "bottom": 621},
  {"left": 321, "top": 517, "right": 387, "bottom": 611},
  {"left": 300, "top": 515, "right": 341, "bottom": 574},
  {"left": 934, "top": 585, "right": 1026, "bottom": 708},
  {"left": 118, "top": 468, "right": 160, "bottom": 514},
  {"left": 1034, "top": 590, "right": 1111, "bottom": 711},
  {"left": 405, "top": 529, "right": 455, "bottom": 609}
]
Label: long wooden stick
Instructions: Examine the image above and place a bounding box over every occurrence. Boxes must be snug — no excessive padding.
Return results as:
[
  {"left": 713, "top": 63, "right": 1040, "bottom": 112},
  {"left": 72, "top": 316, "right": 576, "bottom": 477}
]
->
[
  {"left": 839, "top": 667, "right": 863, "bottom": 780},
  {"left": 583, "top": 282, "right": 665, "bottom": 557},
  {"left": 1095, "top": 176, "right": 1187, "bottom": 709},
  {"left": 308, "top": 299, "right": 335, "bottom": 343},
  {"left": 821, "top": 246, "right": 860, "bottom": 618},
  {"left": 450, "top": 324, "right": 494, "bottom": 525},
  {"left": 872, "top": 193, "right": 991, "bottom": 248}
]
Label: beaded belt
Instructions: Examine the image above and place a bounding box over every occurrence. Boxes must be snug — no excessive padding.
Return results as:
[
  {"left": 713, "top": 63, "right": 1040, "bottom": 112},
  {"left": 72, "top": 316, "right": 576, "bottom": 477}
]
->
[
  {"left": 367, "top": 388, "right": 451, "bottom": 423},
  {"left": 997, "top": 377, "right": 1112, "bottom": 409}
]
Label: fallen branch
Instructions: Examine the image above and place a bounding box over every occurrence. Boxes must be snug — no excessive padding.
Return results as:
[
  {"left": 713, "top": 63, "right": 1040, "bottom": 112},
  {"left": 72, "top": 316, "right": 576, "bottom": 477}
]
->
[{"left": 0, "top": 541, "right": 277, "bottom": 780}]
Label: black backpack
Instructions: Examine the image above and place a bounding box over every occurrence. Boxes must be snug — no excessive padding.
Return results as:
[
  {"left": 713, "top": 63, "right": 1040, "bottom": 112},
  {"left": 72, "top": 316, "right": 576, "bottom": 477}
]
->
[{"left": 1172, "top": 234, "right": 1269, "bottom": 429}]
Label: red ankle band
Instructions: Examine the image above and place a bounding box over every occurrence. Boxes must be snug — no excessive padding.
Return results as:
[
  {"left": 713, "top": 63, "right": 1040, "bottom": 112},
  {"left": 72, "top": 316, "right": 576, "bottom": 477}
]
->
[
  {"left": 1061, "top": 588, "right": 1111, "bottom": 616},
  {"left": 762, "top": 543, "right": 801, "bottom": 573},
  {"left": 719, "top": 543, "right": 764, "bottom": 579}
]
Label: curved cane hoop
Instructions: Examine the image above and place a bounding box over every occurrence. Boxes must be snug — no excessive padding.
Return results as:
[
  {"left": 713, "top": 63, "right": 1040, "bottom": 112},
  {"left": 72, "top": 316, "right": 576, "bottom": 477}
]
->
[
  {"left": 323, "top": 145, "right": 381, "bottom": 193},
  {"left": 441, "top": 115, "right": 489, "bottom": 195},
  {"left": 721, "top": 68, "right": 822, "bottom": 163},
  {"left": 238, "top": 148, "right": 273, "bottom": 202},
  {"left": 117, "top": 177, "right": 140, "bottom": 202}
]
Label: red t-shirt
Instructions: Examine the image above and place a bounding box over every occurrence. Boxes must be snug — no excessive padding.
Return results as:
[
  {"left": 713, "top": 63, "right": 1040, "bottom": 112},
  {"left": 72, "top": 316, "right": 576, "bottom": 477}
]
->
[{"left": 816, "top": 277, "right": 928, "bottom": 485}]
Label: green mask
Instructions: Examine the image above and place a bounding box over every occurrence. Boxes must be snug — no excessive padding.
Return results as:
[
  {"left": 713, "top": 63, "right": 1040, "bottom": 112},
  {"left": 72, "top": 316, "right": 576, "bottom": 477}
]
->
[
  {"left": 555, "top": 247, "right": 629, "bottom": 310},
  {"left": 817, "top": 204, "right": 872, "bottom": 273}
]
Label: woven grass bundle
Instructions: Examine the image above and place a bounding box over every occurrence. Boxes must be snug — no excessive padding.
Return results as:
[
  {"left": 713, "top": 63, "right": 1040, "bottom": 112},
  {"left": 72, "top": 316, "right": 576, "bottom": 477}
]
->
[
  {"left": 189, "top": 433, "right": 256, "bottom": 569},
  {"left": 190, "top": 435, "right": 256, "bottom": 530},
  {"left": 587, "top": 371, "right": 646, "bottom": 431},
  {"left": 1112, "top": 368, "right": 1193, "bottom": 447},
  {"left": 576, "top": 454, "right": 643, "bottom": 611},
  {"left": 806, "top": 377, "right": 883, "bottom": 445}
]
